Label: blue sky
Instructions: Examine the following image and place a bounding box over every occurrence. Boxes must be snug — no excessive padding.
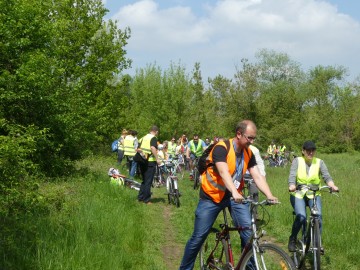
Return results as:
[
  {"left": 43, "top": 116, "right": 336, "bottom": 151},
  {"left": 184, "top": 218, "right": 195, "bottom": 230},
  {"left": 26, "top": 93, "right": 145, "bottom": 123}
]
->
[{"left": 102, "top": 0, "right": 360, "bottom": 82}]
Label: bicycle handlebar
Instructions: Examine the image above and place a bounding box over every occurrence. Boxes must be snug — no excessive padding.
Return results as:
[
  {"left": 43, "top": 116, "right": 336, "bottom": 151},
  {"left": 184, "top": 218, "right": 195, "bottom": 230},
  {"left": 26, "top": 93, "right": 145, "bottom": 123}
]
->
[
  {"left": 296, "top": 184, "right": 340, "bottom": 194},
  {"left": 231, "top": 198, "right": 280, "bottom": 206}
]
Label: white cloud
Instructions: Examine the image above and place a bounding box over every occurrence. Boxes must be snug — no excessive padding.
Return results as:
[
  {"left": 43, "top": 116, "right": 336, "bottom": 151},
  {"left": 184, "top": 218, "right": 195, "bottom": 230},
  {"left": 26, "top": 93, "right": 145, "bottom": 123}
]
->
[{"left": 110, "top": 0, "right": 360, "bottom": 80}]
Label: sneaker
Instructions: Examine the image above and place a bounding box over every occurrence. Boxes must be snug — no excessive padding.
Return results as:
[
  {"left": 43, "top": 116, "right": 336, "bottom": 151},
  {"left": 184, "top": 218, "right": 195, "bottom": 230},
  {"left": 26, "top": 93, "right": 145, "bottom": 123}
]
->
[
  {"left": 320, "top": 247, "right": 325, "bottom": 255},
  {"left": 288, "top": 236, "right": 297, "bottom": 252}
]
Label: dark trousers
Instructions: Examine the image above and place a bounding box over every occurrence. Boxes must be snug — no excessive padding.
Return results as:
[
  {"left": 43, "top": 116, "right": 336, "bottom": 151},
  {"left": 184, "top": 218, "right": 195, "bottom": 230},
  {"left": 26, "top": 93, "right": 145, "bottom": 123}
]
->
[{"left": 138, "top": 163, "right": 156, "bottom": 203}]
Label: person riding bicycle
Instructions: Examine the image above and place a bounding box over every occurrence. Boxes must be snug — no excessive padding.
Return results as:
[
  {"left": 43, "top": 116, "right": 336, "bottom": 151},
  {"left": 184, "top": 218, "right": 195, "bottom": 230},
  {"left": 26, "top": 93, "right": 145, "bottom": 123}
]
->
[
  {"left": 267, "top": 140, "right": 277, "bottom": 164},
  {"left": 179, "top": 120, "right": 278, "bottom": 270},
  {"left": 186, "top": 134, "right": 206, "bottom": 180},
  {"left": 167, "top": 137, "right": 177, "bottom": 158},
  {"left": 277, "top": 142, "right": 286, "bottom": 163},
  {"left": 287, "top": 140, "right": 339, "bottom": 252}
]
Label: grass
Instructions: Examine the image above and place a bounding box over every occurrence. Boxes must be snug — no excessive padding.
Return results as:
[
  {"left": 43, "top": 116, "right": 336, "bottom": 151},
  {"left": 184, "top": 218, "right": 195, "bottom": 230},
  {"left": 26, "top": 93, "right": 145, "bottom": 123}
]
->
[{"left": 2, "top": 152, "right": 359, "bottom": 269}]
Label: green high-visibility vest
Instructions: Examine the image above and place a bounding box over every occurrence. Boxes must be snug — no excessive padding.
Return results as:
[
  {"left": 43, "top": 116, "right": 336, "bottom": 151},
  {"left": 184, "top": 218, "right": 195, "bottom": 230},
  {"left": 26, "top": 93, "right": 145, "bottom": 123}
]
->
[
  {"left": 189, "top": 139, "right": 204, "bottom": 157},
  {"left": 139, "top": 134, "right": 156, "bottom": 162},
  {"left": 168, "top": 141, "right": 176, "bottom": 156},
  {"left": 123, "top": 135, "right": 136, "bottom": 157},
  {"left": 292, "top": 157, "right": 321, "bottom": 199}
]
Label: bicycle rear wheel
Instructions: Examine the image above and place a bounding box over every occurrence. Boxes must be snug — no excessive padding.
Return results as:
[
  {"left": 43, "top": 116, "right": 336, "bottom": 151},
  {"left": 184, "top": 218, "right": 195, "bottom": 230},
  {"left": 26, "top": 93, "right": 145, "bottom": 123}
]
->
[
  {"left": 199, "top": 237, "right": 231, "bottom": 270},
  {"left": 239, "top": 243, "right": 295, "bottom": 270},
  {"left": 312, "top": 219, "right": 321, "bottom": 270}
]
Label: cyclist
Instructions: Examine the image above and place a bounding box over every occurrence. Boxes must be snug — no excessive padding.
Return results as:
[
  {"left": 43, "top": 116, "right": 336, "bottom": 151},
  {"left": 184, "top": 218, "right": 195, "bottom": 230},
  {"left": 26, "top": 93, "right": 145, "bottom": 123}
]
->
[
  {"left": 186, "top": 134, "right": 206, "bottom": 180},
  {"left": 278, "top": 142, "right": 286, "bottom": 163},
  {"left": 167, "top": 137, "right": 177, "bottom": 158},
  {"left": 179, "top": 120, "right": 278, "bottom": 270},
  {"left": 267, "top": 140, "right": 277, "bottom": 164},
  {"left": 287, "top": 140, "right": 339, "bottom": 252}
]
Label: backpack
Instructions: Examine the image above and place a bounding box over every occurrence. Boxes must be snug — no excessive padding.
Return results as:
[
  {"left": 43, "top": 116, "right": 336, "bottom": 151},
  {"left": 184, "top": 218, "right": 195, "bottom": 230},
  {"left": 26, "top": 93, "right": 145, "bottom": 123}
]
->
[
  {"left": 197, "top": 140, "right": 231, "bottom": 175},
  {"left": 111, "top": 139, "right": 119, "bottom": 152}
]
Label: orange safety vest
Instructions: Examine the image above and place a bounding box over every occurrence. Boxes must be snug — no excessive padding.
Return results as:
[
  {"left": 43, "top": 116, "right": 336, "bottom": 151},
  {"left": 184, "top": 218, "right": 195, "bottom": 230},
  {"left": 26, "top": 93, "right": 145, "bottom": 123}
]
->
[{"left": 201, "top": 138, "right": 253, "bottom": 203}]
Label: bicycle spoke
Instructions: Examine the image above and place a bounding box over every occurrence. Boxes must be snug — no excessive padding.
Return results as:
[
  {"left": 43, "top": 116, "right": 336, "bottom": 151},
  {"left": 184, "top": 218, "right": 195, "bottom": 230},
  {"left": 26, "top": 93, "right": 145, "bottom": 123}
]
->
[{"left": 240, "top": 243, "right": 295, "bottom": 270}]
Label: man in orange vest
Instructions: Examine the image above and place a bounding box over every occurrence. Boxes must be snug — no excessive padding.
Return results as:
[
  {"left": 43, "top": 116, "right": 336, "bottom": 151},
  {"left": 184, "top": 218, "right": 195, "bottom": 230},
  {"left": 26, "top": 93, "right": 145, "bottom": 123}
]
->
[{"left": 179, "top": 120, "right": 278, "bottom": 270}]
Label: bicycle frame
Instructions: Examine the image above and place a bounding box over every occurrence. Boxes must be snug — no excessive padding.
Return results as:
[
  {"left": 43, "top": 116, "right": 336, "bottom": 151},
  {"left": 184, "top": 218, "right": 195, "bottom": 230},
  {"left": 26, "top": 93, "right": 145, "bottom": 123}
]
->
[
  {"left": 164, "top": 160, "right": 180, "bottom": 207},
  {"left": 200, "top": 199, "right": 284, "bottom": 270}
]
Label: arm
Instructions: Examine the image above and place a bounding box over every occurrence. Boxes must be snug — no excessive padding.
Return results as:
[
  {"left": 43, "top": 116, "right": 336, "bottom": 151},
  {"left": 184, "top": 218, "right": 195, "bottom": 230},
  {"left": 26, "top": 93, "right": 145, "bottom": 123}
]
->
[
  {"left": 320, "top": 160, "right": 339, "bottom": 191},
  {"left": 151, "top": 145, "right": 161, "bottom": 165},
  {"left": 288, "top": 158, "right": 298, "bottom": 191}
]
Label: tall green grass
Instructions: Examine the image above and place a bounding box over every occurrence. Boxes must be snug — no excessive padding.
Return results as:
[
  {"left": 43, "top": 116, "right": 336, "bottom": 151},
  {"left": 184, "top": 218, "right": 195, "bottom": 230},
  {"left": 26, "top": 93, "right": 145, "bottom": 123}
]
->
[{"left": 7, "top": 153, "right": 359, "bottom": 269}]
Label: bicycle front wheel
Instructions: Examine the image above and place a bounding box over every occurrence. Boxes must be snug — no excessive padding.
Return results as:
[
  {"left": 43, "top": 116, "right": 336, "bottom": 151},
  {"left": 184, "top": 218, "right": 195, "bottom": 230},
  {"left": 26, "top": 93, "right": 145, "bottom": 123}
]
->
[
  {"left": 239, "top": 243, "right": 295, "bottom": 270},
  {"left": 166, "top": 177, "right": 173, "bottom": 204},
  {"left": 199, "top": 238, "right": 231, "bottom": 270},
  {"left": 174, "top": 189, "right": 180, "bottom": 208},
  {"left": 193, "top": 168, "right": 200, "bottom": 190},
  {"left": 312, "top": 219, "right": 321, "bottom": 270}
]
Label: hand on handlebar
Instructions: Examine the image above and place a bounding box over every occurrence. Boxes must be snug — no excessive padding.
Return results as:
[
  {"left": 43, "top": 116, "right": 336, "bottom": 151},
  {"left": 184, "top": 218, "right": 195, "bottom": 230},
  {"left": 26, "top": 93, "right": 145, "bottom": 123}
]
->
[
  {"left": 329, "top": 185, "right": 339, "bottom": 193},
  {"left": 288, "top": 184, "right": 296, "bottom": 192},
  {"left": 231, "top": 191, "right": 244, "bottom": 203},
  {"left": 266, "top": 195, "right": 279, "bottom": 204}
]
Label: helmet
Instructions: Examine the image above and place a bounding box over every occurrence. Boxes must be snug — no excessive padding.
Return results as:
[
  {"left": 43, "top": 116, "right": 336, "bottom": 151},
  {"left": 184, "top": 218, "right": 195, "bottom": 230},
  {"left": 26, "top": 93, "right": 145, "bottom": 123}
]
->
[{"left": 158, "top": 144, "right": 164, "bottom": 150}]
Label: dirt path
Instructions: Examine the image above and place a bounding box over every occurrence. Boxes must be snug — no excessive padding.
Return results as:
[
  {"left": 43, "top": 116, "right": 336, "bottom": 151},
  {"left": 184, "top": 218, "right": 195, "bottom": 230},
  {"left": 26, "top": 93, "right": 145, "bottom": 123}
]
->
[{"left": 161, "top": 205, "right": 184, "bottom": 270}]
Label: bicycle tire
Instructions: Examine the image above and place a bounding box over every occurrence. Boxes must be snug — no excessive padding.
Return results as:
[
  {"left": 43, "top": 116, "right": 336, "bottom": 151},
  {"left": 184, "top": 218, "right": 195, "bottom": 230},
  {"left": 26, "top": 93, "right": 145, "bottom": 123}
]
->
[
  {"left": 166, "top": 176, "right": 172, "bottom": 204},
  {"left": 293, "top": 239, "right": 305, "bottom": 269},
  {"left": 174, "top": 189, "right": 180, "bottom": 208},
  {"left": 312, "top": 219, "right": 321, "bottom": 270},
  {"left": 193, "top": 168, "right": 200, "bottom": 190},
  {"left": 199, "top": 238, "right": 231, "bottom": 270},
  {"left": 239, "top": 243, "right": 295, "bottom": 270}
]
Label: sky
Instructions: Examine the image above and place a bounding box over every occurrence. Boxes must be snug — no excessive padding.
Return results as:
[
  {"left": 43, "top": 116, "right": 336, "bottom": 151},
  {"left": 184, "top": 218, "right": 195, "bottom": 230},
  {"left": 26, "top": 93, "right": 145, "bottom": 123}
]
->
[{"left": 102, "top": 0, "right": 360, "bottom": 82}]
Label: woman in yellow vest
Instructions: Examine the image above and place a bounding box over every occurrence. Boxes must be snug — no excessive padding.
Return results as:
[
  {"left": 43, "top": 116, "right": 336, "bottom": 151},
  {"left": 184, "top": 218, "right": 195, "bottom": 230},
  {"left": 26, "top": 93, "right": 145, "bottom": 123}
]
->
[
  {"left": 287, "top": 141, "right": 339, "bottom": 252},
  {"left": 123, "top": 130, "right": 138, "bottom": 178},
  {"left": 179, "top": 120, "right": 278, "bottom": 270}
]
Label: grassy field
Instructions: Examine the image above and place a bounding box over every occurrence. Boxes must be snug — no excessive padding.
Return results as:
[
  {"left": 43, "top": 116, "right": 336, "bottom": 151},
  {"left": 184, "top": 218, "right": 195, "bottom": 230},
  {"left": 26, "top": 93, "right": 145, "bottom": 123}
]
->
[{"left": 6, "top": 152, "right": 359, "bottom": 269}]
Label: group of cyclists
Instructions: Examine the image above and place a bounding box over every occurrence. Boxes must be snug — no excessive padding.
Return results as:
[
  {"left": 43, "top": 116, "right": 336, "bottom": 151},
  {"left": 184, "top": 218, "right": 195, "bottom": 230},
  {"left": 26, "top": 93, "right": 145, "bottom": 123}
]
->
[
  {"left": 266, "top": 140, "right": 289, "bottom": 166},
  {"left": 114, "top": 125, "right": 339, "bottom": 269}
]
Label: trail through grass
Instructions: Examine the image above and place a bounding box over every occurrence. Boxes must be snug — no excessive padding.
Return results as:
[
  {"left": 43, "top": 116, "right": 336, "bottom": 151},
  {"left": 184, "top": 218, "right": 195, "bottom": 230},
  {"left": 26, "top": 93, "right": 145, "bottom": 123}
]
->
[{"left": 10, "top": 152, "right": 360, "bottom": 269}]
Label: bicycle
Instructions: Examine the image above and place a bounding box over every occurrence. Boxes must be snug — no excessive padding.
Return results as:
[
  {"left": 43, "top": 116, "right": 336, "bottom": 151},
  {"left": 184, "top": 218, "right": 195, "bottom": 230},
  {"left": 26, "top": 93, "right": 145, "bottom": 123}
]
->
[
  {"left": 291, "top": 185, "right": 339, "bottom": 270},
  {"left": 108, "top": 168, "right": 141, "bottom": 191},
  {"left": 199, "top": 199, "right": 295, "bottom": 270},
  {"left": 163, "top": 160, "right": 181, "bottom": 207},
  {"left": 267, "top": 155, "right": 288, "bottom": 168},
  {"left": 172, "top": 154, "right": 185, "bottom": 180},
  {"left": 152, "top": 164, "right": 165, "bottom": 188}
]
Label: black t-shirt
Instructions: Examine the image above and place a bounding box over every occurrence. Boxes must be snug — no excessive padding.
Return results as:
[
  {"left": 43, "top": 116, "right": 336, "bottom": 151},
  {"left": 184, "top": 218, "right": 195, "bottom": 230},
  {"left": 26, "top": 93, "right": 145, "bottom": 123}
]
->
[{"left": 200, "top": 143, "right": 257, "bottom": 201}]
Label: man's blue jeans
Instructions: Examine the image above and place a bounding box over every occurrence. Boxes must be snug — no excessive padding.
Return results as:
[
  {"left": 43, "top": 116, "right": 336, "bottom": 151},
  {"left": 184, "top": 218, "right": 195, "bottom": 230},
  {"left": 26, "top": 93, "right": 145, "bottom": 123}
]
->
[
  {"left": 179, "top": 198, "right": 251, "bottom": 270},
  {"left": 290, "top": 195, "right": 323, "bottom": 239}
]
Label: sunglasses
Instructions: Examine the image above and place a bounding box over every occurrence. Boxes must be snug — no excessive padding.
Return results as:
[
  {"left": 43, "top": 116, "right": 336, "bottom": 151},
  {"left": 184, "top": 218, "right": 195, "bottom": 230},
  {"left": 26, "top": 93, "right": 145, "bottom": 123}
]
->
[{"left": 242, "top": 134, "right": 256, "bottom": 142}]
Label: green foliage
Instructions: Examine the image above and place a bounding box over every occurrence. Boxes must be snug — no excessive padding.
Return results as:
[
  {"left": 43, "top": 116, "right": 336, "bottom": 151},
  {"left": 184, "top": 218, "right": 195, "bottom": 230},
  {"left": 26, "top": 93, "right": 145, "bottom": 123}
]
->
[{"left": 2, "top": 4, "right": 360, "bottom": 268}]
